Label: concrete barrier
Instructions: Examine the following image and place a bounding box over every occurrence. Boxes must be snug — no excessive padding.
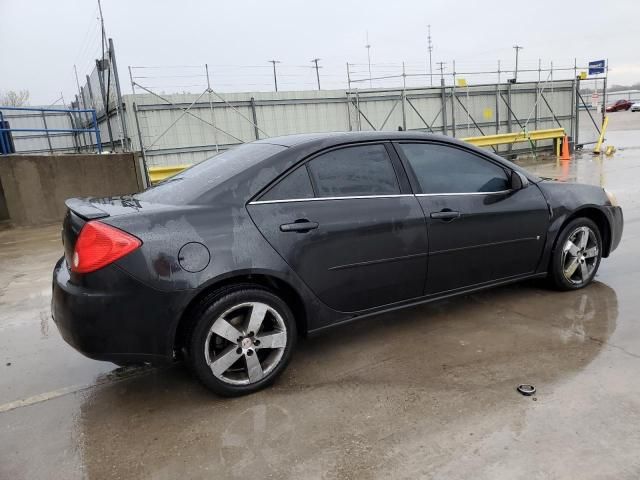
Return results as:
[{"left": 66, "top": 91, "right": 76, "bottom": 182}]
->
[
  {"left": 0, "top": 153, "right": 146, "bottom": 226},
  {"left": 148, "top": 164, "right": 192, "bottom": 184},
  {"left": 0, "top": 180, "right": 9, "bottom": 222}
]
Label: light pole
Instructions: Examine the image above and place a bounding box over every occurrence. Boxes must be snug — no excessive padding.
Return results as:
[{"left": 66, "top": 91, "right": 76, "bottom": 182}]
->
[
  {"left": 311, "top": 58, "right": 321, "bottom": 90},
  {"left": 268, "top": 60, "right": 280, "bottom": 92},
  {"left": 513, "top": 45, "right": 523, "bottom": 82}
]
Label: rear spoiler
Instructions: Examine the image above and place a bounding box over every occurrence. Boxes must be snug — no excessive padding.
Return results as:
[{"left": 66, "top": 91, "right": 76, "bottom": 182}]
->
[{"left": 65, "top": 198, "right": 110, "bottom": 220}]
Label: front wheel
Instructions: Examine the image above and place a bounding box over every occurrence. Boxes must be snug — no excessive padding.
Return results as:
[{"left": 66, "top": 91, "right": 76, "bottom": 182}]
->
[
  {"left": 549, "top": 218, "right": 602, "bottom": 291},
  {"left": 189, "top": 287, "right": 296, "bottom": 396}
]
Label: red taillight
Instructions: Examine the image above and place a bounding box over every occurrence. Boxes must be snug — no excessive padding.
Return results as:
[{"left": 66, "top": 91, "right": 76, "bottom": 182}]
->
[{"left": 71, "top": 221, "right": 141, "bottom": 274}]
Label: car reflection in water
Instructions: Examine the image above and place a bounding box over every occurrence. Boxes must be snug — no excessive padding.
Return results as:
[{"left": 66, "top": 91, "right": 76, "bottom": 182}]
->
[{"left": 76, "top": 281, "right": 618, "bottom": 478}]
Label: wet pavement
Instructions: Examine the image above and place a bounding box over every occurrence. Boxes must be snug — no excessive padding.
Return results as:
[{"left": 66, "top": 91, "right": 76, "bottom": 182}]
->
[{"left": 2, "top": 112, "right": 640, "bottom": 479}]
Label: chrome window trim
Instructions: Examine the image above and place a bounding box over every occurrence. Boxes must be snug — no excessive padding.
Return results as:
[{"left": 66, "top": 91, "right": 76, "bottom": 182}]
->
[
  {"left": 249, "top": 190, "right": 512, "bottom": 205},
  {"left": 415, "top": 189, "right": 512, "bottom": 197},
  {"left": 249, "top": 194, "right": 413, "bottom": 205}
]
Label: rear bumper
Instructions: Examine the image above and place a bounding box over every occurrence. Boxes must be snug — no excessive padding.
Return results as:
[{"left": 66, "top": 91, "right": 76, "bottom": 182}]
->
[
  {"left": 606, "top": 206, "right": 623, "bottom": 256},
  {"left": 52, "top": 257, "right": 187, "bottom": 365}
]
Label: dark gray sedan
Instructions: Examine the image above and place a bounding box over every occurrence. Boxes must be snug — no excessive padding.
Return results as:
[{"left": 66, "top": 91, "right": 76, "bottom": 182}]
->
[{"left": 52, "top": 132, "right": 623, "bottom": 396}]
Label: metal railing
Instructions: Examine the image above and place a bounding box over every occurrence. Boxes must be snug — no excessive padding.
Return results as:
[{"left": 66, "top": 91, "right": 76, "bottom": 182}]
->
[{"left": 0, "top": 106, "right": 102, "bottom": 155}]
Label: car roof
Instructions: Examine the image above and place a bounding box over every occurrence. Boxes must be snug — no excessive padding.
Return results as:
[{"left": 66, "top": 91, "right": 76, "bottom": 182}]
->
[
  {"left": 252, "top": 131, "right": 523, "bottom": 167},
  {"left": 254, "top": 130, "right": 450, "bottom": 148},
  {"left": 252, "top": 130, "right": 540, "bottom": 185}
]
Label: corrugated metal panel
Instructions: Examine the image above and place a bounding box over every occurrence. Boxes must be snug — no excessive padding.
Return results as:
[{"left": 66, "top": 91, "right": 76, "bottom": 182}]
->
[
  {"left": 3, "top": 74, "right": 576, "bottom": 161},
  {"left": 21, "top": 80, "right": 572, "bottom": 166}
]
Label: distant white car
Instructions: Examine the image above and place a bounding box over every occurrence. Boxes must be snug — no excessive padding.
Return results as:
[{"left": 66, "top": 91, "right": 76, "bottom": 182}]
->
[{"left": 631, "top": 102, "right": 640, "bottom": 112}]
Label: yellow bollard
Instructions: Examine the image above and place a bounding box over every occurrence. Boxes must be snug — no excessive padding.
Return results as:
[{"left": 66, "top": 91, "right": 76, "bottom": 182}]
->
[{"left": 593, "top": 116, "right": 609, "bottom": 154}]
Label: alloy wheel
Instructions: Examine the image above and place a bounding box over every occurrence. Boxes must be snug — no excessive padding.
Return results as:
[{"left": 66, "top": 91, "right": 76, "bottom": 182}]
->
[
  {"left": 204, "top": 302, "right": 287, "bottom": 385},
  {"left": 561, "top": 226, "right": 599, "bottom": 285}
]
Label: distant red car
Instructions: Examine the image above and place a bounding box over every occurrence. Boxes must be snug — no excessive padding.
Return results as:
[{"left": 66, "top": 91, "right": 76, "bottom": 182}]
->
[{"left": 606, "top": 99, "right": 633, "bottom": 112}]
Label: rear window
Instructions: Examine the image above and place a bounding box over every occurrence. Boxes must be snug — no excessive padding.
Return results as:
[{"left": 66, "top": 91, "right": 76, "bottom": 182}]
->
[
  {"left": 261, "top": 166, "right": 314, "bottom": 201},
  {"left": 135, "top": 143, "right": 285, "bottom": 204}
]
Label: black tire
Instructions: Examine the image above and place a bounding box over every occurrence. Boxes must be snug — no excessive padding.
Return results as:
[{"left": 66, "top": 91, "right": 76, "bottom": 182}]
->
[
  {"left": 549, "top": 217, "right": 603, "bottom": 291},
  {"left": 189, "top": 286, "right": 296, "bottom": 396}
]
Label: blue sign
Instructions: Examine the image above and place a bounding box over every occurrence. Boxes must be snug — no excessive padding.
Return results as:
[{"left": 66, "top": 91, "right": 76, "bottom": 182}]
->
[{"left": 588, "top": 60, "right": 606, "bottom": 75}]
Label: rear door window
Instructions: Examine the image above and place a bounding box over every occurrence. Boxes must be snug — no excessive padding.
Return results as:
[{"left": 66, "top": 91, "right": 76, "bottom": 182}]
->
[{"left": 306, "top": 144, "right": 400, "bottom": 197}]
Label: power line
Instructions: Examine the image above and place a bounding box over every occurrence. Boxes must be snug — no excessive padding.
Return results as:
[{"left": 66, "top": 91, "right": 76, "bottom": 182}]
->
[{"left": 72, "top": 6, "right": 100, "bottom": 66}]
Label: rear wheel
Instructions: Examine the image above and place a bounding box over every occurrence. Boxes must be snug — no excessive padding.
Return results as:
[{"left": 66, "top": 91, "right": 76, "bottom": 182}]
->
[
  {"left": 549, "top": 218, "right": 602, "bottom": 291},
  {"left": 189, "top": 287, "right": 296, "bottom": 396}
]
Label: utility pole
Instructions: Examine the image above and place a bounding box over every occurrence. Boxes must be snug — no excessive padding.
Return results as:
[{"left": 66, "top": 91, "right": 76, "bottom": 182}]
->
[
  {"left": 109, "top": 38, "right": 128, "bottom": 150},
  {"left": 437, "top": 62, "right": 447, "bottom": 135},
  {"left": 365, "top": 31, "right": 372, "bottom": 88},
  {"left": 97, "top": 0, "right": 108, "bottom": 104},
  {"left": 73, "top": 64, "right": 89, "bottom": 148},
  {"left": 98, "top": 0, "right": 107, "bottom": 50},
  {"left": 513, "top": 45, "right": 523, "bottom": 82},
  {"left": 97, "top": 0, "right": 122, "bottom": 149},
  {"left": 427, "top": 25, "right": 433, "bottom": 87},
  {"left": 436, "top": 61, "right": 446, "bottom": 85},
  {"left": 268, "top": 60, "right": 280, "bottom": 92},
  {"left": 311, "top": 58, "right": 321, "bottom": 90},
  {"left": 402, "top": 62, "right": 407, "bottom": 89}
]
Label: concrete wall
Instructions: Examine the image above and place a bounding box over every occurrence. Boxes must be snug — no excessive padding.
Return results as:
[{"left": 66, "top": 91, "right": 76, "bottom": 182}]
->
[
  {"left": 0, "top": 153, "right": 145, "bottom": 226},
  {"left": 0, "top": 180, "right": 9, "bottom": 221}
]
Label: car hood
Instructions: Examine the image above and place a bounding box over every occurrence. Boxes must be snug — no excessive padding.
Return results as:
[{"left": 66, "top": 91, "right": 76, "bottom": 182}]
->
[{"left": 536, "top": 179, "right": 610, "bottom": 207}]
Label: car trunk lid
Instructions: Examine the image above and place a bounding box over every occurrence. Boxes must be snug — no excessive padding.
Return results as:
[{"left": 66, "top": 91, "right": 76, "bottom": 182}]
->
[{"left": 64, "top": 198, "right": 111, "bottom": 220}]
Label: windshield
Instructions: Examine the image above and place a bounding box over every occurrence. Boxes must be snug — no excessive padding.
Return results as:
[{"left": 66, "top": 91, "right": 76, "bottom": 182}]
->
[{"left": 135, "top": 143, "right": 285, "bottom": 204}]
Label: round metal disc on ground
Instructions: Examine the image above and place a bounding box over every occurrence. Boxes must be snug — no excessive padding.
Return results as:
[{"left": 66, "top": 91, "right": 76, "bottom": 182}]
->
[{"left": 517, "top": 384, "right": 536, "bottom": 396}]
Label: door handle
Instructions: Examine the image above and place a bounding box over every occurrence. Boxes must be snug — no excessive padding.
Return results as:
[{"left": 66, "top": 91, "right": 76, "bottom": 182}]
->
[
  {"left": 430, "top": 210, "right": 460, "bottom": 221},
  {"left": 280, "top": 220, "right": 319, "bottom": 233}
]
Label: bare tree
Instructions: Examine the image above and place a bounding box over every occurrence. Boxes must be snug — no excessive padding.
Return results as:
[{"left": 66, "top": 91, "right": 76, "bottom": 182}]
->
[{"left": 0, "top": 90, "right": 30, "bottom": 107}]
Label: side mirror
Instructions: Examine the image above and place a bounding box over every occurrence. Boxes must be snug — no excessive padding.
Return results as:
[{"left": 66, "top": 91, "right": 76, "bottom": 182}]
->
[{"left": 510, "top": 171, "right": 529, "bottom": 190}]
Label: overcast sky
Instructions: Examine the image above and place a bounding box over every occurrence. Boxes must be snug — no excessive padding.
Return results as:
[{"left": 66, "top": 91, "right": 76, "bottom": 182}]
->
[{"left": 2, "top": 0, "right": 639, "bottom": 104}]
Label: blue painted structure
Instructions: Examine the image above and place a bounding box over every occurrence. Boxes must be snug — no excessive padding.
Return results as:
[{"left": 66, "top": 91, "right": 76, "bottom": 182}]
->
[{"left": 0, "top": 106, "right": 102, "bottom": 154}]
